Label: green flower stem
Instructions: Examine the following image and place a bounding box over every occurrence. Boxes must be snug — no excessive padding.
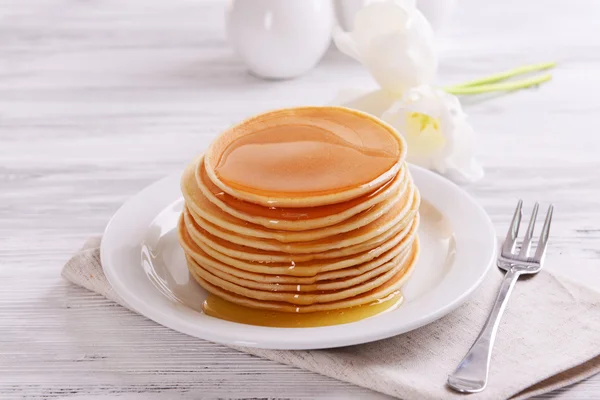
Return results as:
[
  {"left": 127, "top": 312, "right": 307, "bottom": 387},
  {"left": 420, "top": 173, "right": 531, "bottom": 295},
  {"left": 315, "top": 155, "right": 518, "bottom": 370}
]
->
[
  {"left": 445, "top": 73, "right": 552, "bottom": 95},
  {"left": 445, "top": 61, "right": 556, "bottom": 90}
]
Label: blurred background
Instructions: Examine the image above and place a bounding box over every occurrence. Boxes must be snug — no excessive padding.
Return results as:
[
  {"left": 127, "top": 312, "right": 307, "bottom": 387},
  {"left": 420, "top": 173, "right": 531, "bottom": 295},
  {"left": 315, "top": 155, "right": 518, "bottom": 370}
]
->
[{"left": 3, "top": 0, "right": 598, "bottom": 256}]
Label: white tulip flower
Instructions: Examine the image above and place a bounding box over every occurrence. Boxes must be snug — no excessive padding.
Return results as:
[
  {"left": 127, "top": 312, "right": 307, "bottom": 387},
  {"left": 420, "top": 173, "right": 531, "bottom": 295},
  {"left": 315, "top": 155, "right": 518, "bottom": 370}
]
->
[
  {"left": 333, "top": 0, "right": 437, "bottom": 95},
  {"left": 381, "top": 85, "right": 484, "bottom": 183}
]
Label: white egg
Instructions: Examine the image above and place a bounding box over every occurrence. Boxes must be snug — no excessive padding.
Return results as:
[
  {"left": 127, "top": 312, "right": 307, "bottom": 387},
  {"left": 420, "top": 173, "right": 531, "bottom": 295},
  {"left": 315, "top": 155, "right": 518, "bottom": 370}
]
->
[{"left": 226, "top": 0, "right": 334, "bottom": 80}]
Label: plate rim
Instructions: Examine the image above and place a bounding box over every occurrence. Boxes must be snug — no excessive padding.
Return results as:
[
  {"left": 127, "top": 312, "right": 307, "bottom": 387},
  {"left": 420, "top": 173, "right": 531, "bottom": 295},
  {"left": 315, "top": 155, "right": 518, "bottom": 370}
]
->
[{"left": 101, "top": 164, "right": 496, "bottom": 349}]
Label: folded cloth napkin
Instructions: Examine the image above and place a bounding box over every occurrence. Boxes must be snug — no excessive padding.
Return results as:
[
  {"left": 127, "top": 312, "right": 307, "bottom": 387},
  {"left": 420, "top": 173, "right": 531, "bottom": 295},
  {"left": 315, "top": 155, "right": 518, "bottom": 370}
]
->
[{"left": 63, "top": 238, "right": 600, "bottom": 400}]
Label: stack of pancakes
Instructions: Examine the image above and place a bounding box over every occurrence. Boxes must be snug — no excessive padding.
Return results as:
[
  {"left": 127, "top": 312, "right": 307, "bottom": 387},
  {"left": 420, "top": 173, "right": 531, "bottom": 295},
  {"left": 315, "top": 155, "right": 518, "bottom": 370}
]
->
[{"left": 178, "top": 106, "right": 420, "bottom": 316}]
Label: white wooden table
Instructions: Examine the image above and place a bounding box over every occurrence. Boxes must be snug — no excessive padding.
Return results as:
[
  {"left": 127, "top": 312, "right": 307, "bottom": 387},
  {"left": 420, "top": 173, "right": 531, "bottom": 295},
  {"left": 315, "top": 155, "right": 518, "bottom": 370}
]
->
[{"left": 1, "top": 0, "right": 599, "bottom": 398}]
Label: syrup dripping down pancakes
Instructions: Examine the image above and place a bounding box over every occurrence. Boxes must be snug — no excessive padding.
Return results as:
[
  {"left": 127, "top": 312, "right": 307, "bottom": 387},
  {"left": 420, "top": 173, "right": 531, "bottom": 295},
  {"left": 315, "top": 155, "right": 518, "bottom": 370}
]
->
[{"left": 179, "top": 106, "right": 420, "bottom": 327}]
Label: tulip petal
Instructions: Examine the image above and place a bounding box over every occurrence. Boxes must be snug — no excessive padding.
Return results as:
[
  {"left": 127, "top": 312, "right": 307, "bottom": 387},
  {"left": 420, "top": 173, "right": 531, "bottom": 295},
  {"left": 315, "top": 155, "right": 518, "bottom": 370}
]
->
[
  {"left": 381, "top": 85, "right": 484, "bottom": 183},
  {"left": 333, "top": 0, "right": 437, "bottom": 94}
]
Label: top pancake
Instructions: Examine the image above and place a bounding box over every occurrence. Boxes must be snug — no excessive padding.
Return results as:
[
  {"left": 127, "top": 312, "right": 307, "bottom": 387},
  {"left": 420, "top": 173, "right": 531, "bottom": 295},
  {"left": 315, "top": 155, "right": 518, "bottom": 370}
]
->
[{"left": 204, "top": 106, "right": 407, "bottom": 208}]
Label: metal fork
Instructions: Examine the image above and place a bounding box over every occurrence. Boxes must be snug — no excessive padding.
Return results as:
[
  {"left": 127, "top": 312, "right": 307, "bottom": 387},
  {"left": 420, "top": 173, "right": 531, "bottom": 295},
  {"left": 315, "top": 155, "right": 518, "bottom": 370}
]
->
[{"left": 447, "top": 200, "right": 554, "bottom": 393}]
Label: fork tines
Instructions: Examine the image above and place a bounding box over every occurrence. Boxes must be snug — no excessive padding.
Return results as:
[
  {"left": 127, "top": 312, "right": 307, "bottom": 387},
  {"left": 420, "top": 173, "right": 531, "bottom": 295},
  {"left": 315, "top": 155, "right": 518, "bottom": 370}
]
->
[{"left": 501, "top": 200, "right": 553, "bottom": 263}]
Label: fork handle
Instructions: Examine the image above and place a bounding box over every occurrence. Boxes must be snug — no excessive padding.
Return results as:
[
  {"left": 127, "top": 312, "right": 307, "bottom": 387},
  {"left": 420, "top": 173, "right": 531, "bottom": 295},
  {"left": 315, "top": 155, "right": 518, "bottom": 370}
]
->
[{"left": 447, "top": 267, "right": 521, "bottom": 393}]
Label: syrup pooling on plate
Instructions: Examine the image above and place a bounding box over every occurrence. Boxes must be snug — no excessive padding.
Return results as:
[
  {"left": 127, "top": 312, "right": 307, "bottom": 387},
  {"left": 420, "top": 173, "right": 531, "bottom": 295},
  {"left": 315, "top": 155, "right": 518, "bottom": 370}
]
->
[
  {"left": 203, "top": 291, "right": 403, "bottom": 328},
  {"left": 213, "top": 108, "right": 402, "bottom": 197},
  {"left": 179, "top": 106, "right": 420, "bottom": 327}
]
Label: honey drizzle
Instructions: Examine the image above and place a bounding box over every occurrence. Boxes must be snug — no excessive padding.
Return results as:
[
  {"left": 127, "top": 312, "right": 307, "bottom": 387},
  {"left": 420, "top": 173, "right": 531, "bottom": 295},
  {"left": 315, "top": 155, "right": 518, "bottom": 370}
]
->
[
  {"left": 199, "top": 164, "right": 400, "bottom": 221},
  {"left": 213, "top": 108, "right": 401, "bottom": 197}
]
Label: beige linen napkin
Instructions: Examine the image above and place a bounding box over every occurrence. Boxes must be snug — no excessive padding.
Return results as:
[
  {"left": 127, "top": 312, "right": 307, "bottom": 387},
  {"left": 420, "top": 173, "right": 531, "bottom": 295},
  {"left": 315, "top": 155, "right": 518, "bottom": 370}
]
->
[{"left": 63, "top": 238, "right": 600, "bottom": 400}]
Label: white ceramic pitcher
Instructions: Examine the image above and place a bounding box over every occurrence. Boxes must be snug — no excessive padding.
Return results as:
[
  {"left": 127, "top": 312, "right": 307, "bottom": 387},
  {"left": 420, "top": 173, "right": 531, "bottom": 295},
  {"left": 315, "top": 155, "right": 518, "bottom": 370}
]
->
[{"left": 226, "top": 0, "right": 334, "bottom": 80}]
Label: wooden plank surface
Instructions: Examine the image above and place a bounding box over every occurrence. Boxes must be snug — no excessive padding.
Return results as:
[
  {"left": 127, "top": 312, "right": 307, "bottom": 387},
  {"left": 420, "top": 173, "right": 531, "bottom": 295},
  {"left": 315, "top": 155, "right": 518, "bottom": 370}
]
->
[{"left": 1, "top": 0, "right": 599, "bottom": 398}]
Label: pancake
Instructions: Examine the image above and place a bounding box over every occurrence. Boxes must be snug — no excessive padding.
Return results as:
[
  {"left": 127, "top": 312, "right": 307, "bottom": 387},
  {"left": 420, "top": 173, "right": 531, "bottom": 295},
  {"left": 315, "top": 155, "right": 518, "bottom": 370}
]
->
[
  {"left": 188, "top": 238, "right": 419, "bottom": 313},
  {"left": 186, "top": 245, "right": 411, "bottom": 293},
  {"left": 188, "top": 182, "right": 415, "bottom": 253},
  {"left": 178, "top": 212, "right": 419, "bottom": 278},
  {"left": 183, "top": 190, "right": 419, "bottom": 263},
  {"left": 191, "top": 157, "right": 410, "bottom": 232},
  {"left": 187, "top": 248, "right": 408, "bottom": 304},
  {"left": 180, "top": 218, "right": 415, "bottom": 284},
  {"left": 203, "top": 106, "right": 407, "bottom": 208}
]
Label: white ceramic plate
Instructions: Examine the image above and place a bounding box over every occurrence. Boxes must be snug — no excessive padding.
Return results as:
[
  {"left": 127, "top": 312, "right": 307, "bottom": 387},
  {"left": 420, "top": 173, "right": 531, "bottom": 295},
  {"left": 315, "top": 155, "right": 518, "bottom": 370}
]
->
[{"left": 101, "top": 165, "right": 496, "bottom": 350}]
